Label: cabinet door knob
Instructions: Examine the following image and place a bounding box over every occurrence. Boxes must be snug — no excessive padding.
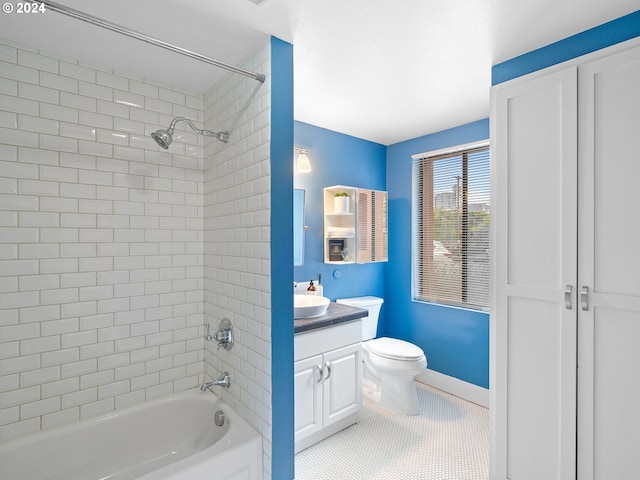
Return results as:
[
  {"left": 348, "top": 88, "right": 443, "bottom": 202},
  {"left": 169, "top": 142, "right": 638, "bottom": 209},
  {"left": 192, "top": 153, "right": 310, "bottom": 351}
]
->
[{"left": 316, "top": 364, "right": 323, "bottom": 383}]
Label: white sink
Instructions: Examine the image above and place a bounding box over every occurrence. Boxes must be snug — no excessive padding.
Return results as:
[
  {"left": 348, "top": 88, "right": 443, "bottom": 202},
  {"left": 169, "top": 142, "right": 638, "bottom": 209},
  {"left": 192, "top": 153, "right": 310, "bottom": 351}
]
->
[{"left": 294, "top": 295, "right": 330, "bottom": 318}]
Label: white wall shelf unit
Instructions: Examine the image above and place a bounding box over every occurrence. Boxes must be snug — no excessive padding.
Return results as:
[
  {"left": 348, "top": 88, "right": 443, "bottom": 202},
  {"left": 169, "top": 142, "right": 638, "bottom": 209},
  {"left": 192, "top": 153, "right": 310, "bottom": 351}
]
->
[{"left": 323, "top": 185, "right": 388, "bottom": 264}]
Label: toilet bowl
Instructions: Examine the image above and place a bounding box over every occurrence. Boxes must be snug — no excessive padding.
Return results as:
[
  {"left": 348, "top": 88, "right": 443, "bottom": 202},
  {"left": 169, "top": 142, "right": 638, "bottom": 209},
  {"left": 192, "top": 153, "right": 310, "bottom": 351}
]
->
[
  {"left": 336, "top": 296, "right": 427, "bottom": 416},
  {"left": 363, "top": 337, "right": 427, "bottom": 415}
]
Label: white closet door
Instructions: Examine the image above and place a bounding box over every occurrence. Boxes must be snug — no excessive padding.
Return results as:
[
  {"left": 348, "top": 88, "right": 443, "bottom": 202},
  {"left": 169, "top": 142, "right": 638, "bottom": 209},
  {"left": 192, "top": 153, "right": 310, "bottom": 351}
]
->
[
  {"left": 491, "top": 66, "right": 577, "bottom": 480},
  {"left": 577, "top": 44, "right": 640, "bottom": 480}
]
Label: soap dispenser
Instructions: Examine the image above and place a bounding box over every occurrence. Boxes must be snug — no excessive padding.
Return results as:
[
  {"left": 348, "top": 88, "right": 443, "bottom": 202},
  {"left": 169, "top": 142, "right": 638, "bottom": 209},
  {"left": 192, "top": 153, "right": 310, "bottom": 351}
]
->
[{"left": 307, "top": 280, "right": 316, "bottom": 295}]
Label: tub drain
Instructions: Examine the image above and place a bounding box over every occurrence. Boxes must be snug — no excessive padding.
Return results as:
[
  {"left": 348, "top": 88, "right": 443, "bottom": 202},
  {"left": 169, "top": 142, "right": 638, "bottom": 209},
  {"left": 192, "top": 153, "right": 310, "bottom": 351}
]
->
[{"left": 214, "top": 410, "right": 225, "bottom": 427}]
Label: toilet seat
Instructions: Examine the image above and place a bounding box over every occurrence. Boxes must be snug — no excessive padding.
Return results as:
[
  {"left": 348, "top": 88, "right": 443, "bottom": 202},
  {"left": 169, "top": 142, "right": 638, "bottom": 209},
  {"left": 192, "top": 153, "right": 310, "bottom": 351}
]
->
[{"left": 365, "top": 337, "right": 425, "bottom": 362}]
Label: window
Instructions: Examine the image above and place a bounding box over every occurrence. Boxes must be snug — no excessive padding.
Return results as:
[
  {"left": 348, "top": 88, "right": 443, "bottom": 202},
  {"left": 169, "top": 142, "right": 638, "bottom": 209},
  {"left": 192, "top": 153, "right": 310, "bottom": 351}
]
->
[{"left": 413, "top": 142, "right": 490, "bottom": 310}]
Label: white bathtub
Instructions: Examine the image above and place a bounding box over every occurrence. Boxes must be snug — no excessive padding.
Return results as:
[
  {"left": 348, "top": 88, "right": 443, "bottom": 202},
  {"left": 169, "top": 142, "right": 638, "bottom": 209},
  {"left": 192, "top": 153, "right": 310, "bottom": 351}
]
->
[{"left": 0, "top": 389, "right": 262, "bottom": 480}]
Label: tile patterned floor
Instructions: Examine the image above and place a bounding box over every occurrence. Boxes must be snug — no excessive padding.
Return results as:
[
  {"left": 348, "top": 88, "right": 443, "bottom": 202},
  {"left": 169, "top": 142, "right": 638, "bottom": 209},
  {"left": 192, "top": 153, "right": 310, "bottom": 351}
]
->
[{"left": 295, "top": 382, "right": 489, "bottom": 480}]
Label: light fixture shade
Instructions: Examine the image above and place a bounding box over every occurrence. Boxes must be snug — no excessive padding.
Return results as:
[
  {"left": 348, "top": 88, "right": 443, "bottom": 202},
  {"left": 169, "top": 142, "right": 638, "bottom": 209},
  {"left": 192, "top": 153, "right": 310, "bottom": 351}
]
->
[{"left": 296, "top": 150, "right": 312, "bottom": 173}]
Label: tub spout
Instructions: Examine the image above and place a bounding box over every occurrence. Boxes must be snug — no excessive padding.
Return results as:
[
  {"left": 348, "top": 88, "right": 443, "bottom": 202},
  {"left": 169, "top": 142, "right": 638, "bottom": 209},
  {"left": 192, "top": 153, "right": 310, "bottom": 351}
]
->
[{"left": 200, "top": 371, "right": 231, "bottom": 391}]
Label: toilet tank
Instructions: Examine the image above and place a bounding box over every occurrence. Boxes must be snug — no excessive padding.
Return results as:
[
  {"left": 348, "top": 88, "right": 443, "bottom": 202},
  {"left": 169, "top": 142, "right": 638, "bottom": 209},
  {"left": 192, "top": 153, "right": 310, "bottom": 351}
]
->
[{"left": 336, "top": 296, "right": 384, "bottom": 341}]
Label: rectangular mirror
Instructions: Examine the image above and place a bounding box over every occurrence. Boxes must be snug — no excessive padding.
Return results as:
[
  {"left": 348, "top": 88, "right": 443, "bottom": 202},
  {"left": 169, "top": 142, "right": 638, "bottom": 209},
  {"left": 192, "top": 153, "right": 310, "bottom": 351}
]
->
[{"left": 294, "top": 189, "right": 305, "bottom": 266}]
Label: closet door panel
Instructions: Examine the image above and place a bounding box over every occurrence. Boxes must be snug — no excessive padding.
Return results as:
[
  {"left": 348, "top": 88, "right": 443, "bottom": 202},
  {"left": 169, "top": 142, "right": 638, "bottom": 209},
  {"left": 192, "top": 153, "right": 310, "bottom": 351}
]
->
[
  {"left": 592, "top": 307, "right": 640, "bottom": 478},
  {"left": 591, "top": 54, "right": 640, "bottom": 296},
  {"left": 491, "top": 66, "right": 577, "bottom": 480},
  {"left": 506, "top": 297, "right": 563, "bottom": 480},
  {"left": 506, "top": 86, "right": 564, "bottom": 289},
  {"left": 578, "top": 44, "right": 640, "bottom": 480}
]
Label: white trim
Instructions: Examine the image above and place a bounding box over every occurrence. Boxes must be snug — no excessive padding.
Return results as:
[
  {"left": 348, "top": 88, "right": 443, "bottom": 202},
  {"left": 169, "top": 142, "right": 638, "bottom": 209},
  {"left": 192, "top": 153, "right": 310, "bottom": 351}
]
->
[
  {"left": 411, "top": 139, "right": 490, "bottom": 161},
  {"left": 416, "top": 369, "right": 489, "bottom": 408}
]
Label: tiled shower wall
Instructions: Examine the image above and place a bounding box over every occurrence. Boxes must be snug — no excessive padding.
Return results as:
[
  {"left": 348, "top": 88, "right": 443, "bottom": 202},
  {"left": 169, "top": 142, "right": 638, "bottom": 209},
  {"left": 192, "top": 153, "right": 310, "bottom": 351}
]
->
[
  {"left": 0, "top": 38, "right": 209, "bottom": 441},
  {"left": 202, "top": 40, "right": 273, "bottom": 479}
]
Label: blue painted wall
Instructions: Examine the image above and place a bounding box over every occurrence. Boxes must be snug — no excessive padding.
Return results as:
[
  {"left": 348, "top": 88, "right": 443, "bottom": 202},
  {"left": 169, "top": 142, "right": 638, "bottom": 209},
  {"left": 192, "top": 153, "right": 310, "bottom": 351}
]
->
[
  {"left": 385, "top": 120, "right": 491, "bottom": 388},
  {"left": 270, "top": 37, "right": 295, "bottom": 480},
  {"left": 293, "top": 119, "right": 491, "bottom": 388},
  {"left": 493, "top": 10, "right": 640, "bottom": 85},
  {"left": 294, "top": 122, "right": 387, "bottom": 316}
]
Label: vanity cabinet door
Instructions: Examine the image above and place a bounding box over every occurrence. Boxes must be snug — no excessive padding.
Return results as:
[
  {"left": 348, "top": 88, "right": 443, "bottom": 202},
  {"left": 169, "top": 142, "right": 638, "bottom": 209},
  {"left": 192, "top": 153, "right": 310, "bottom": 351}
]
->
[
  {"left": 294, "top": 321, "right": 363, "bottom": 452},
  {"left": 322, "top": 343, "right": 362, "bottom": 428},
  {"left": 294, "top": 354, "right": 323, "bottom": 446}
]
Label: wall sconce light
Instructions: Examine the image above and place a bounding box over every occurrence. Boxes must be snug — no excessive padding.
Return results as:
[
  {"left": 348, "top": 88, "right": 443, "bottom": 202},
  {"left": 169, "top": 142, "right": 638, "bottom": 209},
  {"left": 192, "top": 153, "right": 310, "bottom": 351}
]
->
[{"left": 295, "top": 148, "right": 312, "bottom": 174}]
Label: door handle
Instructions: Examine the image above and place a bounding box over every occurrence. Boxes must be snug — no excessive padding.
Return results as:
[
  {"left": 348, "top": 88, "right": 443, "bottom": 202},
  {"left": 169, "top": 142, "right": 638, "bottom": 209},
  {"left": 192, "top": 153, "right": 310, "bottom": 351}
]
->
[
  {"left": 580, "top": 286, "right": 589, "bottom": 311},
  {"left": 564, "top": 285, "right": 573, "bottom": 310},
  {"left": 316, "top": 364, "right": 323, "bottom": 383}
]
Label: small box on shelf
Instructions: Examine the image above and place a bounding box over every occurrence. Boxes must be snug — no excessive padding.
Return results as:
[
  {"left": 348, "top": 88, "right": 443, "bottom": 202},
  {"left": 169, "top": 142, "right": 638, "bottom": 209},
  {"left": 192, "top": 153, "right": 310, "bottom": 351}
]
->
[{"left": 328, "top": 239, "right": 345, "bottom": 262}]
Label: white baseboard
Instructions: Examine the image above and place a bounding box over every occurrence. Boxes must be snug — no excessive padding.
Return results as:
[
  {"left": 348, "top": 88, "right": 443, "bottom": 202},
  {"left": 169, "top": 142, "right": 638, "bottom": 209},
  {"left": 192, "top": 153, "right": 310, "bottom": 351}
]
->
[{"left": 416, "top": 369, "right": 489, "bottom": 408}]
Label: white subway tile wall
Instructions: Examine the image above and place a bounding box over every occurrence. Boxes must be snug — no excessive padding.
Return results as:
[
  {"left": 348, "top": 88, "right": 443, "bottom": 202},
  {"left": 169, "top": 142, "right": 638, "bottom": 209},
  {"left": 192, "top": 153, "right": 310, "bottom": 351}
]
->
[
  {"left": 203, "top": 40, "right": 273, "bottom": 480},
  {"left": 0, "top": 37, "right": 271, "bottom": 478},
  {"left": 0, "top": 37, "right": 208, "bottom": 441}
]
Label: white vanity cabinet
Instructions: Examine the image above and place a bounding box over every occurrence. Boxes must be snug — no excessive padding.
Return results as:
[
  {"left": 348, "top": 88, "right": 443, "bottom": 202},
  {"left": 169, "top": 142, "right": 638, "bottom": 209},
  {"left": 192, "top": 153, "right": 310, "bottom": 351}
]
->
[
  {"left": 294, "top": 320, "right": 362, "bottom": 453},
  {"left": 491, "top": 40, "right": 640, "bottom": 480}
]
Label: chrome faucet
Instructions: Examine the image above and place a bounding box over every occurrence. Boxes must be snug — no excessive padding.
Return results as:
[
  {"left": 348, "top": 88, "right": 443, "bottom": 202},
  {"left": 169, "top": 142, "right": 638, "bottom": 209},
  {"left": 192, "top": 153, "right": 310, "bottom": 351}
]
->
[
  {"left": 205, "top": 318, "right": 234, "bottom": 351},
  {"left": 200, "top": 371, "right": 231, "bottom": 391}
]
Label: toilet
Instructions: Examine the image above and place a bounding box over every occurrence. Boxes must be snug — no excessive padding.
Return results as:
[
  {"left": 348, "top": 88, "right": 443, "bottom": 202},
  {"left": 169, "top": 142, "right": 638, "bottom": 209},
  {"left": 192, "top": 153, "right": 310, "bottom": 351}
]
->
[{"left": 336, "top": 296, "right": 427, "bottom": 415}]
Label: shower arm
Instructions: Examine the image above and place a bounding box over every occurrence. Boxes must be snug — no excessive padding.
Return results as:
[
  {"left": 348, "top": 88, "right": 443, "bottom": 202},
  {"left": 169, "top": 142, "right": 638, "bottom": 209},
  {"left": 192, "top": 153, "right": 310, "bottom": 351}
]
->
[
  {"left": 40, "top": 1, "right": 265, "bottom": 83},
  {"left": 169, "top": 117, "right": 228, "bottom": 142}
]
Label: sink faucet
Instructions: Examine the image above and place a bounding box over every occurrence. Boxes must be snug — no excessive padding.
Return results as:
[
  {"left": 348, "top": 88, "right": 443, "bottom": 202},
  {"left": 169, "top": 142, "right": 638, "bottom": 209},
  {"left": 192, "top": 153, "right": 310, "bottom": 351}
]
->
[{"left": 200, "top": 371, "right": 231, "bottom": 391}]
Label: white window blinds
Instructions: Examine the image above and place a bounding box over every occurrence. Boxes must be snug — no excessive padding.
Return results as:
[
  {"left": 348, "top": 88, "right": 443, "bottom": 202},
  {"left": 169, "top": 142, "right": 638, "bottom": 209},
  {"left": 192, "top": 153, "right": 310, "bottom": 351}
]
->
[{"left": 413, "top": 143, "right": 490, "bottom": 310}]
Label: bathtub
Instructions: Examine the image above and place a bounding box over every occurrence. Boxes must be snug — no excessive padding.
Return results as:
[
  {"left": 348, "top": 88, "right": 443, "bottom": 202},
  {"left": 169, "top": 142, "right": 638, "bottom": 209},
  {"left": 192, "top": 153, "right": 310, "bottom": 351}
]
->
[{"left": 0, "top": 389, "right": 262, "bottom": 480}]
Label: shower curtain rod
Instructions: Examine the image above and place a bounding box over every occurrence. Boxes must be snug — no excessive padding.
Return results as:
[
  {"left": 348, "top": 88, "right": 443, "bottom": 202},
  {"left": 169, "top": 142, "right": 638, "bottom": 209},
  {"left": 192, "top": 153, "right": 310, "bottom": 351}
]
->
[{"left": 41, "top": 1, "right": 266, "bottom": 83}]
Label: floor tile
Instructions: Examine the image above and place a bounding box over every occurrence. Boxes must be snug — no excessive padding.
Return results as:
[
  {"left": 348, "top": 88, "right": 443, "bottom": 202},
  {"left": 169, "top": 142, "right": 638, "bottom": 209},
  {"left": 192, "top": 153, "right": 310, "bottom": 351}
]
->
[{"left": 295, "top": 382, "right": 489, "bottom": 480}]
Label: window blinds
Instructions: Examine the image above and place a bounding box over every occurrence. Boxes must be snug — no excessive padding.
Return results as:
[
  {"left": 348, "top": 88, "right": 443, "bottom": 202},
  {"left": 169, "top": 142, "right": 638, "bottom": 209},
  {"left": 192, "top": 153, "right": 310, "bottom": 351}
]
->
[{"left": 413, "top": 144, "right": 490, "bottom": 310}]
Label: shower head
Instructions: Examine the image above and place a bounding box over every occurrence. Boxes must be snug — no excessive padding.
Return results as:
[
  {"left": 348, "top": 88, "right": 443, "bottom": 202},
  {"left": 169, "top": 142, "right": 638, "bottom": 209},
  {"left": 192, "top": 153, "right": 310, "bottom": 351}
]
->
[
  {"left": 151, "top": 129, "right": 173, "bottom": 149},
  {"left": 151, "top": 116, "right": 229, "bottom": 149}
]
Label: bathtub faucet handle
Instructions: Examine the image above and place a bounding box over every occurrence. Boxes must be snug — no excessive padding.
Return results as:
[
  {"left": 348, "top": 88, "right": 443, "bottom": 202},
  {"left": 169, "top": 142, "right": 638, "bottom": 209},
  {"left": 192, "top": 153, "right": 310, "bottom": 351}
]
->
[
  {"left": 204, "top": 319, "right": 233, "bottom": 350},
  {"left": 205, "top": 323, "right": 214, "bottom": 341},
  {"left": 212, "top": 318, "right": 234, "bottom": 351}
]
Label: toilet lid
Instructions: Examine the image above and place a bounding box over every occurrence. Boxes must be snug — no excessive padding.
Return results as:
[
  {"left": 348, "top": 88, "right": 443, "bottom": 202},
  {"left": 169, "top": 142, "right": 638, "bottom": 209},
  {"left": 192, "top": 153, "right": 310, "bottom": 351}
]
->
[{"left": 365, "top": 337, "right": 425, "bottom": 361}]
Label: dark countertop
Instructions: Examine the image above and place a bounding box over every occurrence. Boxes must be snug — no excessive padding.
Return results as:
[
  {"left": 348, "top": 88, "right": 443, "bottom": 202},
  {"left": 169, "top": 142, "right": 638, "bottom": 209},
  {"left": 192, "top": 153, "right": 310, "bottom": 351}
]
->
[{"left": 294, "top": 302, "right": 368, "bottom": 334}]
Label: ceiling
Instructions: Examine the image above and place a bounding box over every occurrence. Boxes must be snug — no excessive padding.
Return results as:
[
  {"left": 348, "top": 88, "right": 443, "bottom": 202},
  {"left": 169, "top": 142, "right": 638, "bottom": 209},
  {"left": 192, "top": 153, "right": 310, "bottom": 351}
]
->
[{"left": 1, "top": 0, "right": 639, "bottom": 145}]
